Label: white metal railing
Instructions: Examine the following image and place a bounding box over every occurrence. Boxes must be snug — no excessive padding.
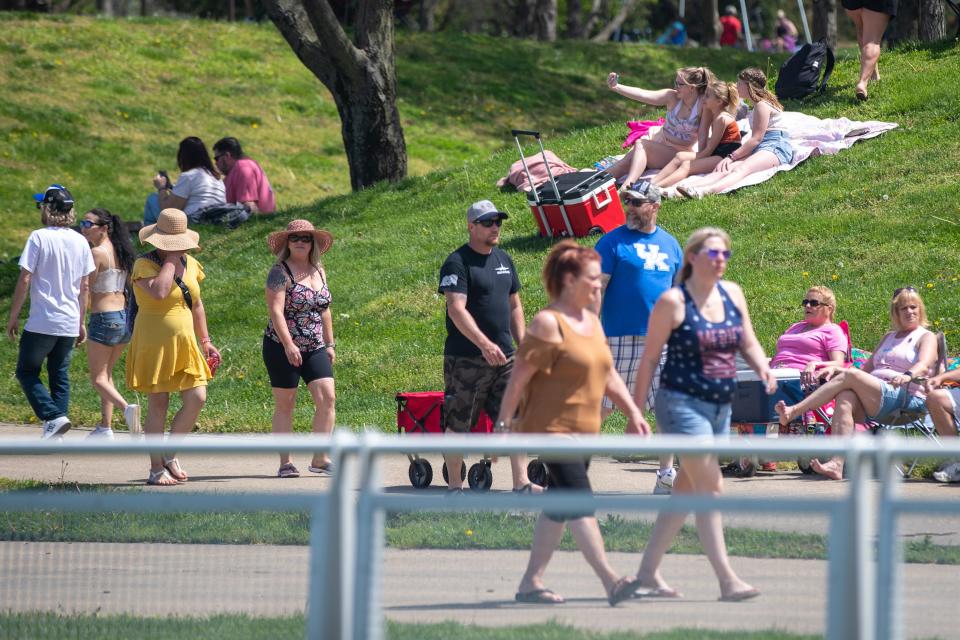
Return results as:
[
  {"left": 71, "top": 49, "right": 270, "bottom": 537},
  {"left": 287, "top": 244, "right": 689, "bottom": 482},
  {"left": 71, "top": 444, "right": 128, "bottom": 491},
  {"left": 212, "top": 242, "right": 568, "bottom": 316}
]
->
[{"left": 2, "top": 432, "right": 960, "bottom": 640}]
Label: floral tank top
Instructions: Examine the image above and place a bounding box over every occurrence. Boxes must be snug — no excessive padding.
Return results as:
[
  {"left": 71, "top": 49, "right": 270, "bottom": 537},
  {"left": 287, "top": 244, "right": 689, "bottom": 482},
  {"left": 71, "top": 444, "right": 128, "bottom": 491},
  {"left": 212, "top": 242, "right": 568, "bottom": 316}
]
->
[{"left": 265, "top": 261, "right": 331, "bottom": 352}]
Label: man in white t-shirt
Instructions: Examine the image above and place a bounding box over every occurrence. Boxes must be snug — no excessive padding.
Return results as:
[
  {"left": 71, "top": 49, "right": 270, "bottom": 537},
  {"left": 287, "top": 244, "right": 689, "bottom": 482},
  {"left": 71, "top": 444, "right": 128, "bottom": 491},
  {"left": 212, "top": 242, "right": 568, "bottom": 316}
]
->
[{"left": 7, "top": 185, "right": 95, "bottom": 439}]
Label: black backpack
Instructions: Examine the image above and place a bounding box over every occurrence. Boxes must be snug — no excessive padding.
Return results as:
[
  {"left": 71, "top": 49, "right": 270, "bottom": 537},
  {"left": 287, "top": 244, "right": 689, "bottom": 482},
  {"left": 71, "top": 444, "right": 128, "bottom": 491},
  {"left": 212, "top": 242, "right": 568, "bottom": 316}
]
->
[{"left": 775, "top": 40, "right": 835, "bottom": 100}]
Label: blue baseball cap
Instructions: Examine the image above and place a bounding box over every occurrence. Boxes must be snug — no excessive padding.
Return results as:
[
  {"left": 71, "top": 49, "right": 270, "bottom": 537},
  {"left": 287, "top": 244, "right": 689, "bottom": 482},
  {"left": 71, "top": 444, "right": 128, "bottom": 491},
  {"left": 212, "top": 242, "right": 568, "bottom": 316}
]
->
[{"left": 33, "top": 184, "right": 75, "bottom": 212}]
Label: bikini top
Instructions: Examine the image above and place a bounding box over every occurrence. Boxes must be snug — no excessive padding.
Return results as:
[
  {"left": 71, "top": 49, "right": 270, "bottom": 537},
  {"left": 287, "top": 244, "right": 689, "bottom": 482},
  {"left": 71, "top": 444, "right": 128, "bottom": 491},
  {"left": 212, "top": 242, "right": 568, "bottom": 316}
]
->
[
  {"left": 90, "top": 251, "right": 127, "bottom": 294},
  {"left": 662, "top": 96, "right": 702, "bottom": 144}
]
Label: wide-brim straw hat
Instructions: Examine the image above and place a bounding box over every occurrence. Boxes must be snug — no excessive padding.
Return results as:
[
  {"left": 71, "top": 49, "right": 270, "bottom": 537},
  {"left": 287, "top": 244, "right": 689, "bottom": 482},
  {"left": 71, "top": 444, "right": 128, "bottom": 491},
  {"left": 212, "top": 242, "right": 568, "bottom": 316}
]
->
[
  {"left": 267, "top": 219, "right": 334, "bottom": 256},
  {"left": 139, "top": 208, "right": 200, "bottom": 251}
]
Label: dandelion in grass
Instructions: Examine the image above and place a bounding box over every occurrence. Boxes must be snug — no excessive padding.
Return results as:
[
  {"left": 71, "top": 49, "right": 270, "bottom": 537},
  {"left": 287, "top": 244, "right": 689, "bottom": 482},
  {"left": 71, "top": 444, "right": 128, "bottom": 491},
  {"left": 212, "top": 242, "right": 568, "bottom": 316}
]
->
[
  {"left": 251, "top": 123, "right": 259, "bottom": 129},
  {"left": 802, "top": 271, "right": 809, "bottom": 278},
  {"left": 465, "top": 529, "right": 473, "bottom": 537},
  {"left": 832, "top": 274, "right": 839, "bottom": 281},
  {"left": 927, "top": 283, "right": 934, "bottom": 289}
]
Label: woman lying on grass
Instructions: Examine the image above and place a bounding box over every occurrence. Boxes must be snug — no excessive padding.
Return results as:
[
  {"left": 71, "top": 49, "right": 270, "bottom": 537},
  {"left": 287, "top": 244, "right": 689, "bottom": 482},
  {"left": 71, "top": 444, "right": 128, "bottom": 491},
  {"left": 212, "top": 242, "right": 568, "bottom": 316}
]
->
[
  {"left": 652, "top": 80, "right": 742, "bottom": 193},
  {"left": 677, "top": 68, "right": 794, "bottom": 200}
]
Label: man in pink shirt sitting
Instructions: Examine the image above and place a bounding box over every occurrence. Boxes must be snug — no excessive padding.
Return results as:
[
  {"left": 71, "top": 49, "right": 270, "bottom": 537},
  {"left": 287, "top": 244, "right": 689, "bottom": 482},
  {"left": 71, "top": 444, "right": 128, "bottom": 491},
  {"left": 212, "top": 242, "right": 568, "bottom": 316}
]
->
[{"left": 213, "top": 137, "right": 276, "bottom": 215}]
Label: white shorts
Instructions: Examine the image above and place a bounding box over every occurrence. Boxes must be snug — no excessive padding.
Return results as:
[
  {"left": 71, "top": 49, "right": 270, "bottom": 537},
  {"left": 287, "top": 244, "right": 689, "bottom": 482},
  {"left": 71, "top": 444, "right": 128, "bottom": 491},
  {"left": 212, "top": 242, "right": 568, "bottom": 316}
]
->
[{"left": 602, "top": 335, "right": 665, "bottom": 412}]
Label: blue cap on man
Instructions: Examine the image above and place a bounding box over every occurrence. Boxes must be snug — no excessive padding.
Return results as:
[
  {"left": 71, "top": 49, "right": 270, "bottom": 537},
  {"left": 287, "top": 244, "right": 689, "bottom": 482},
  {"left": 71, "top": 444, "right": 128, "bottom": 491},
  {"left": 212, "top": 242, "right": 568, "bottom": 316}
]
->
[{"left": 33, "top": 184, "right": 75, "bottom": 212}]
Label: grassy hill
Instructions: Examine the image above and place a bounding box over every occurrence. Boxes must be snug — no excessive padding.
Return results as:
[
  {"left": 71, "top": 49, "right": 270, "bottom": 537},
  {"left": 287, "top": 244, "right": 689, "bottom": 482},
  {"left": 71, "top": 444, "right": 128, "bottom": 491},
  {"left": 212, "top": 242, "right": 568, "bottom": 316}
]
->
[{"left": 1, "top": 14, "right": 959, "bottom": 432}]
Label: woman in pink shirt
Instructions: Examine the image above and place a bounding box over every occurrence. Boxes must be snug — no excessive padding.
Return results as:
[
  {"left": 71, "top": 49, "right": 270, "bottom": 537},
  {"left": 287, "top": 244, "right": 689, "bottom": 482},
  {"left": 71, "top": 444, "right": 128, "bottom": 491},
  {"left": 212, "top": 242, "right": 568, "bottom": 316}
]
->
[
  {"left": 776, "top": 288, "right": 937, "bottom": 479},
  {"left": 771, "top": 286, "right": 847, "bottom": 385}
]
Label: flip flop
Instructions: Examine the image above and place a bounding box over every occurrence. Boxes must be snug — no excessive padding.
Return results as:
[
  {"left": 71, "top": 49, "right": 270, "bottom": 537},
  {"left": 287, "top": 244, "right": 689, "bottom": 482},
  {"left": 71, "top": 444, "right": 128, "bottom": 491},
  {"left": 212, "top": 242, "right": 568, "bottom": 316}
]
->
[
  {"left": 277, "top": 463, "right": 300, "bottom": 478},
  {"left": 308, "top": 463, "right": 334, "bottom": 476},
  {"left": 719, "top": 587, "right": 761, "bottom": 602},
  {"left": 608, "top": 576, "right": 641, "bottom": 607},
  {"left": 633, "top": 585, "right": 683, "bottom": 599},
  {"left": 513, "top": 483, "right": 533, "bottom": 494},
  {"left": 514, "top": 588, "right": 564, "bottom": 604}
]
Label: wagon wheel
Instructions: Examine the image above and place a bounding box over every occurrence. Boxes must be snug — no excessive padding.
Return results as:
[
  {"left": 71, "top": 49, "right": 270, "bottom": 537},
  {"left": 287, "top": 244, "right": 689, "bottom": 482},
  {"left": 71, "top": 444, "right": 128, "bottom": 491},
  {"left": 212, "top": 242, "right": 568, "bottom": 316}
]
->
[
  {"left": 468, "top": 462, "right": 493, "bottom": 492},
  {"left": 527, "top": 459, "right": 549, "bottom": 488},
  {"left": 408, "top": 459, "right": 433, "bottom": 489}
]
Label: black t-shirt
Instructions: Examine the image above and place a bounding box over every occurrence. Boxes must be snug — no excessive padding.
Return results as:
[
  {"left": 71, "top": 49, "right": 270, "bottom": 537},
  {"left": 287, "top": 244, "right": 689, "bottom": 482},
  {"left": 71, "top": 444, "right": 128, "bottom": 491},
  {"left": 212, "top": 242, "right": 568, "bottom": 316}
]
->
[{"left": 438, "top": 244, "right": 521, "bottom": 357}]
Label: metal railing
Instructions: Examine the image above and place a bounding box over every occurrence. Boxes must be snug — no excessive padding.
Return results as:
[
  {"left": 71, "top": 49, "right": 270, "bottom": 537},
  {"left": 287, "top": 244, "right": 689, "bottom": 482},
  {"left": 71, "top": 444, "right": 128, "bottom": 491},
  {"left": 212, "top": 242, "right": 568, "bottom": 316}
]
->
[{"left": 2, "top": 432, "right": 960, "bottom": 640}]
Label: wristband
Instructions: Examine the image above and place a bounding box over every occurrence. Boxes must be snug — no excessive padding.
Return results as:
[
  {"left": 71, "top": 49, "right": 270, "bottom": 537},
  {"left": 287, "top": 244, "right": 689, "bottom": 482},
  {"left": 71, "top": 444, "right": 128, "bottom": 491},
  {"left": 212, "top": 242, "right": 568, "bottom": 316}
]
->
[
  {"left": 494, "top": 420, "right": 511, "bottom": 433},
  {"left": 327, "top": 342, "right": 335, "bottom": 349},
  {"left": 200, "top": 338, "right": 212, "bottom": 345}
]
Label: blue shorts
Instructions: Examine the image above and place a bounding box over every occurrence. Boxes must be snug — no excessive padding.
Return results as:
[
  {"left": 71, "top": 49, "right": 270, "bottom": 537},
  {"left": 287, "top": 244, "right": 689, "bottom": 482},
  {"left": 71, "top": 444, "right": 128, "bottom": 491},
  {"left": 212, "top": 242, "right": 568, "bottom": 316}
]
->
[
  {"left": 755, "top": 130, "right": 794, "bottom": 165},
  {"left": 87, "top": 310, "right": 131, "bottom": 346},
  {"left": 868, "top": 382, "right": 925, "bottom": 422},
  {"left": 655, "top": 388, "right": 732, "bottom": 437}
]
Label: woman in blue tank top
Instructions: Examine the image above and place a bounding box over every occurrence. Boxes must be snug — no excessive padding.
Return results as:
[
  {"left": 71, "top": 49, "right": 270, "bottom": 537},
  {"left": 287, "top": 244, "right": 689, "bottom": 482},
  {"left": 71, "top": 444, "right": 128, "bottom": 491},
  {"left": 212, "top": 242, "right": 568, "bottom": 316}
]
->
[{"left": 626, "top": 227, "right": 776, "bottom": 602}]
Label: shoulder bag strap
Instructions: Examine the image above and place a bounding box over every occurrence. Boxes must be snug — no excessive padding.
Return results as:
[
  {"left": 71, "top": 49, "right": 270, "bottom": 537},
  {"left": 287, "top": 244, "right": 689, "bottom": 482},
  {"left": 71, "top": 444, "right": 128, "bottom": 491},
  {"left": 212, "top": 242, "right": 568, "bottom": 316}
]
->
[
  {"left": 819, "top": 45, "right": 836, "bottom": 95},
  {"left": 174, "top": 256, "right": 193, "bottom": 310}
]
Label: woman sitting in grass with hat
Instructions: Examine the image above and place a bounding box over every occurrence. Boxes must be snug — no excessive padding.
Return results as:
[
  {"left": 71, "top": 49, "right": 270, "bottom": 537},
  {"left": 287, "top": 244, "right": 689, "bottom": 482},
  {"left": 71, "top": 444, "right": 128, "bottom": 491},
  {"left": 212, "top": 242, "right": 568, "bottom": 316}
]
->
[{"left": 126, "top": 208, "right": 220, "bottom": 486}]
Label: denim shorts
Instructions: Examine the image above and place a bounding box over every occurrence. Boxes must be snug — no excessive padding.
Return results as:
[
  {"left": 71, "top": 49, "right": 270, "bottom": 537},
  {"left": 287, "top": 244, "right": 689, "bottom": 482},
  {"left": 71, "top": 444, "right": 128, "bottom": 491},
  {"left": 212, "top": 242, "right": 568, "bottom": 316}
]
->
[
  {"left": 755, "top": 130, "right": 794, "bottom": 165},
  {"left": 87, "top": 310, "right": 130, "bottom": 346},
  {"left": 655, "top": 388, "right": 732, "bottom": 437},
  {"left": 868, "top": 382, "right": 925, "bottom": 422}
]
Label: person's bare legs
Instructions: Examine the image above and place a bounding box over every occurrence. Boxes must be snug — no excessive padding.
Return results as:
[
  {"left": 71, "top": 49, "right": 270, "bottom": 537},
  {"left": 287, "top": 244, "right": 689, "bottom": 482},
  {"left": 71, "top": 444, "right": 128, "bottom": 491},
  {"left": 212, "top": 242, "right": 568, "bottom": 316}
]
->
[
  {"left": 307, "top": 377, "right": 335, "bottom": 469},
  {"left": 87, "top": 341, "right": 129, "bottom": 428},
  {"left": 443, "top": 453, "right": 464, "bottom": 491},
  {"left": 810, "top": 390, "right": 865, "bottom": 480},
  {"left": 271, "top": 387, "right": 297, "bottom": 467},
  {"left": 510, "top": 454, "right": 544, "bottom": 492},
  {"left": 163, "top": 385, "right": 207, "bottom": 481},
  {"left": 776, "top": 368, "right": 884, "bottom": 427},
  {"left": 518, "top": 514, "right": 567, "bottom": 599},
  {"left": 692, "top": 152, "right": 782, "bottom": 195},
  {"left": 568, "top": 516, "right": 623, "bottom": 595},
  {"left": 145, "top": 392, "right": 174, "bottom": 484},
  {"left": 619, "top": 140, "right": 683, "bottom": 189},
  {"left": 636, "top": 465, "right": 690, "bottom": 594},
  {"left": 847, "top": 8, "right": 890, "bottom": 99},
  {"left": 927, "top": 389, "right": 959, "bottom": 437}
]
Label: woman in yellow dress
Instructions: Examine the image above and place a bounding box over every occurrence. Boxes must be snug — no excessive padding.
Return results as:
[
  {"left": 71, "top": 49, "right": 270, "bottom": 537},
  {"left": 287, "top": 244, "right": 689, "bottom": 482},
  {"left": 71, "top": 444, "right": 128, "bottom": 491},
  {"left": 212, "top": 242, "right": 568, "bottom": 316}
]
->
[{"left": 126, "top": 208, "right": 220, "bottom": 486}]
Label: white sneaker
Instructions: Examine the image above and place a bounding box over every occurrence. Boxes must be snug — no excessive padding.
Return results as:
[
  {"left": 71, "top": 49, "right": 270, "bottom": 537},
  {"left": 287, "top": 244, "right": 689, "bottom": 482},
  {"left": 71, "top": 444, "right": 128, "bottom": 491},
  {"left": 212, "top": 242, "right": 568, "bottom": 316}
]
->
[
  {"left": 41, "top": 416, "right": 72, "bottom": 440},
  {"left": 661, "top": 186, "right": 680, "bottom": 199},
  {"left": 933, "top": 462, "right": 960, "bottom": 483},
  {"left": 654, "top": 468, "right": 676, "bottom": 495},
  {"left": 677, "top": 185, "right": 705, "bottom": 200},
  {"left": 124, "top": 404, "right": 142, "bottom": 434},
  {"left": 87, "top": 426, "right": 115, "bottom": 440}
]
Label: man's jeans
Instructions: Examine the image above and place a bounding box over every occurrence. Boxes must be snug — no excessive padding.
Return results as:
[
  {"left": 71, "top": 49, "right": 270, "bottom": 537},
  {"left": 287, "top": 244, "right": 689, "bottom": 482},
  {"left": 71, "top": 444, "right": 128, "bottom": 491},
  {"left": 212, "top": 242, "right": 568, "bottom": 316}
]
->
[{"left": 15, "top": 330, "right": 75, "bottom": 422}]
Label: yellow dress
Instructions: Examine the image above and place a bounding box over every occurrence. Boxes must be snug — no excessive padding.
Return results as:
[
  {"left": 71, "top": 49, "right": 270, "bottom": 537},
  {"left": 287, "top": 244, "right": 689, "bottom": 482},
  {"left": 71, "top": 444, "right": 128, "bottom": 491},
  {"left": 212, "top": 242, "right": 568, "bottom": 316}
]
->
[{"left": 125, "top": 254, "right": 211, "bottom": 393}]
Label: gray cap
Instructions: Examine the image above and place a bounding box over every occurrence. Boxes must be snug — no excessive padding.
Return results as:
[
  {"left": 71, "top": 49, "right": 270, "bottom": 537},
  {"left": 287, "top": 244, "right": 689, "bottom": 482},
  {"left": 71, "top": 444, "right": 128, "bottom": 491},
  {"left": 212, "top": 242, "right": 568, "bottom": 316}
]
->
[
  {"left": 622, "top": 180, "right": 661, "bottom": 205},
  {"left": 466, "top": 200, "right": 509, "bottom": 223}
]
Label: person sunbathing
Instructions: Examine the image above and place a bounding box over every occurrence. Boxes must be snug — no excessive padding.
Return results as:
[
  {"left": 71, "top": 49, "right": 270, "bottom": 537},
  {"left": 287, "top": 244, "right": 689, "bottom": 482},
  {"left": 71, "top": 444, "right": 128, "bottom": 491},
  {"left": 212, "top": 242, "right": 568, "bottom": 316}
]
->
[
  {"left": 677, "top": 68, "right": 793, "bottom": 200},
  {"left": 775, "top": 288, "right": 937, "bottom": 480},
  {"left": 653, "top": 80, "right": 741, "bottom": 192}
]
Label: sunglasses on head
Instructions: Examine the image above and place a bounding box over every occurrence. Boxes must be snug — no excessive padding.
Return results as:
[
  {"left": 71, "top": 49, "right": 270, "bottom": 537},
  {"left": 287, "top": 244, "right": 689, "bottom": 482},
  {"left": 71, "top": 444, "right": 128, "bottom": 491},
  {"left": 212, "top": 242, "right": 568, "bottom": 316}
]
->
[
  {"left": 476, "top": 218, "right": 503, "bottom": 228},
  {"left": 801, "top": 299, "right": 826, "bottom": 308},
  {"left": 288, "top": 234, "right": 313, "bottom": 244},
  {"left": 893, "top": 286, "right": 916, "bottom": 298},
  {"left": 700, "top": 248, "right": 732, "bottom": 260},
  {"left": 79, "top": 220, "right": 105, "bottom": 229}
]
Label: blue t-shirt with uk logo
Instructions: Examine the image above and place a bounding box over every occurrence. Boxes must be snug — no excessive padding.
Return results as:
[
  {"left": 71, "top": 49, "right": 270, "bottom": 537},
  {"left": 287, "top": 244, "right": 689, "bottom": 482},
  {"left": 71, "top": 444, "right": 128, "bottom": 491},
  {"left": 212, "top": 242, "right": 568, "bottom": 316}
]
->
[{"left": 595, "top": 225, "right": 681, "bottom": 337}]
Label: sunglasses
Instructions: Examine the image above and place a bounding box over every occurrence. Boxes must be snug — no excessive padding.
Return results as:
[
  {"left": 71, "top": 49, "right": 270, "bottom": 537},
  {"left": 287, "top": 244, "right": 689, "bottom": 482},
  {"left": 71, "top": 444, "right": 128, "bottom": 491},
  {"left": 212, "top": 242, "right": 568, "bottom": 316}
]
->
[
  {"left": 622, "top": 197, "right": 652, "bottom": 208},
  {"left": 700, "top": 248, "right": 732, "bottom": 260},
  {"left": 476, "top": 218, "right": 503, "bottom": 228},
  {"left": 893, "top": 286, "right": 916, "bottom": 298},
  {"left": 288, "top": 234, "right": 314, "bottom": 244},
  {"left": 801, "top": 299, "right": 826, "bottom": 308},
  {"left": 79, "top": 220, "right": 106, "bottom": 229}
]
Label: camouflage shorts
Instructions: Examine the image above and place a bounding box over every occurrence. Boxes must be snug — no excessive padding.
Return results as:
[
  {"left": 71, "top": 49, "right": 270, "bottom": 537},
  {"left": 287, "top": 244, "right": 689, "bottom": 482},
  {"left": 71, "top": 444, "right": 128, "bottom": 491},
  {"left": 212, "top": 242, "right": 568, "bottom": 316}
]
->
[{"left": 443, "top": 355, "right": 513, "bottom": 433}]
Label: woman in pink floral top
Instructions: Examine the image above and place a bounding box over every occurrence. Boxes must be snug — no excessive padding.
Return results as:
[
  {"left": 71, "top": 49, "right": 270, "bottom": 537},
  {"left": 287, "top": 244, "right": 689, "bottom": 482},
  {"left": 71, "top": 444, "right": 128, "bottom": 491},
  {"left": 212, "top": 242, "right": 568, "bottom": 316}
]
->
[{"left": 263, "top": 220, "right": 336, "bottom": 478}]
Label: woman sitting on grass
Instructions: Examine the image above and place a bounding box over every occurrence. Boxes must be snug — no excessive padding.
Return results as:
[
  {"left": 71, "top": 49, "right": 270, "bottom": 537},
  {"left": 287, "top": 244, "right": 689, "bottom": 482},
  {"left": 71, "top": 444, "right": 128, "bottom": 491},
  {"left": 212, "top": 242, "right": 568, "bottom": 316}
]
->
[
  {"left": 775, "top": 287, "right": 937, "bottom": 480},
  {"left": 677, "top": 68, "right": 793, "bottom": 200},
  {"left": 652, "top": 80, "right": 742, "bottom": 193},
  {"left": 605, "top": 67, "right": 715, "bottom": 191}
]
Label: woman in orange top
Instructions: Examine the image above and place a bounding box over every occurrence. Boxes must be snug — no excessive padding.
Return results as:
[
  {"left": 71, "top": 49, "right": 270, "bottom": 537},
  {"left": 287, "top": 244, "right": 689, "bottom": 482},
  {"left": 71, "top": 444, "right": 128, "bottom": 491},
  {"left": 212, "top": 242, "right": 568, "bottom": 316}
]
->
[{"left": 496, "top": 240, "right": 651, "bottom": 607}]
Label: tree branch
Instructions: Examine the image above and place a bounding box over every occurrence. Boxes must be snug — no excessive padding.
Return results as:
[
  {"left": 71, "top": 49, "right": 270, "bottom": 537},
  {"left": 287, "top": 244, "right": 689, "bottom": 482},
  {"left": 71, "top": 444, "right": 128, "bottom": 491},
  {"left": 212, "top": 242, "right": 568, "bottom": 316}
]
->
[
  {"left": 590, "top": 0, "right": 637, "bottom": 42},
  {"left": 301, "top": 0, "right": 366, "bottom": 69}
]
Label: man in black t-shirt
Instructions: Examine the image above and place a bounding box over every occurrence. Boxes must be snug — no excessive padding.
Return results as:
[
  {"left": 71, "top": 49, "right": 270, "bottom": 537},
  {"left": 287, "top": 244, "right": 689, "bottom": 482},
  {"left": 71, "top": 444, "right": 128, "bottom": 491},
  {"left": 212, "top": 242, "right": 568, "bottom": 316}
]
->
[{"left": 438, "top": 200, "right": 537, "bottom": 493}]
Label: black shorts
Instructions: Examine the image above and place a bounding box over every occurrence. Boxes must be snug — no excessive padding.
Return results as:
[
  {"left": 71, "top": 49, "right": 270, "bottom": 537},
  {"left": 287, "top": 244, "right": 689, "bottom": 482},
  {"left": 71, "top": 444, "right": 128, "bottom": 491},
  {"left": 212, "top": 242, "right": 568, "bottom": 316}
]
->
[
  {"left": 543, "top": 457, "right": 594, "bottom": 523},
  {"left": 262, "top": 336, "right": 333, "bottom": 389},
  {"left": 841, "top": 0, "right": 896, "bottom": 17},
  {"left": 712, "top": 141, "right": 742, "bottom": 158}
]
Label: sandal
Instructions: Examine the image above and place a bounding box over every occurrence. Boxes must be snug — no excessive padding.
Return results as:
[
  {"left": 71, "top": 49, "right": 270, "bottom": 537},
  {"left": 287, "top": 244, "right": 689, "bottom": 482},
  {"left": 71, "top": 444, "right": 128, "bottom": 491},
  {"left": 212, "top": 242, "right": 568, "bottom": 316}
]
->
[
  {"left": 163, "top": 457, "right": 188, "bottom": 482},
  {"left": 608, "top": 576, "right": 641, "bottom": 607},
  {"left": 147, "top": 468, "right": 178, "bottom": 486},
  {"left": 515, "top": 588, "right": 564, "bottom": 604},
  {"left": 277, "top": 463, "right": 300, "bottom": 478},
  {"left": 308, "top": 462, "right": 334, "bottom": 476}
]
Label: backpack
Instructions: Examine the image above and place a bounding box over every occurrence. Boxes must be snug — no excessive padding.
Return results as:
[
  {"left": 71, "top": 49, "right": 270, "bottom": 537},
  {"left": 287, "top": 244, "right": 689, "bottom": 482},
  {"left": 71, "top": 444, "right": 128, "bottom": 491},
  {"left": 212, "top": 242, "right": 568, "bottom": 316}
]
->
[{"left": 775, "top": 40, "right": 835, "bottom": 100}]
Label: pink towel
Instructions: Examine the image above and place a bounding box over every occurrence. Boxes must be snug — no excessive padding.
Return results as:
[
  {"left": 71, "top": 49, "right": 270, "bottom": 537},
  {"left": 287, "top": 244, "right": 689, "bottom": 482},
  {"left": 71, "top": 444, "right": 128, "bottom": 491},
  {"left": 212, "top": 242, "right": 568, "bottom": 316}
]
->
[
  {"left": 622, "top": 118, "right": 666, "bottom": 149},
  {"left": 497, "top": 150, "right": 577, "bottom": 193}
]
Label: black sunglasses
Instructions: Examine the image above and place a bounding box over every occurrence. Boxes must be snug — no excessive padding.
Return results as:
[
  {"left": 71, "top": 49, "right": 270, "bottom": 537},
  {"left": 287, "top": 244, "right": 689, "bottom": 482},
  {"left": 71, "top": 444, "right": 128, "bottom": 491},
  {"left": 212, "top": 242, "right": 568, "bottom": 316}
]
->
[
  {"left": 288, "top": 234, "right": 314, "bottom": 243},
  {"left": 476, "top": 218, "right": 503, "bottom": 228},
  {"left": 79, "top": 220, "right": 106, "bottom": 229},
  {"left": 801, "top": 299, "right": 826, "bottom": 308},
  {"left": 622, "top": 197, "right": 652, "bottom": 208},
  {"left": 893, "top": 286, "right": 916, "bottom": 298}
]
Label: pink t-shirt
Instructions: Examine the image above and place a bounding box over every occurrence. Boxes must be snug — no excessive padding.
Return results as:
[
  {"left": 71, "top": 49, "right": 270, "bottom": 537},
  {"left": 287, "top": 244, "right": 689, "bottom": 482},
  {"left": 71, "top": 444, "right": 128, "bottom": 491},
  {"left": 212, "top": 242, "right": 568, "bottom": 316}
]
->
[
  {"left": 771, "top": 322, "right": 848, "bottom": 370},
  {"left": 224, "top": 157, "right": 276, "bottom": 213}
]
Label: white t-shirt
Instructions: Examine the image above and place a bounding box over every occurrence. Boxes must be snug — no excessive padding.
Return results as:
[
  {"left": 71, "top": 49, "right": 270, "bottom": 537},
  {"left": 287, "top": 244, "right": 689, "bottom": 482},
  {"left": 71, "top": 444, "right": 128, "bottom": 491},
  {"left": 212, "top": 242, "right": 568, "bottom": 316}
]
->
[
  {"left": 172, "top": 168, "right": 226, "bottom": 216},
  {"left": 18, "top": 227, "right": 96, "bottom": 337}
]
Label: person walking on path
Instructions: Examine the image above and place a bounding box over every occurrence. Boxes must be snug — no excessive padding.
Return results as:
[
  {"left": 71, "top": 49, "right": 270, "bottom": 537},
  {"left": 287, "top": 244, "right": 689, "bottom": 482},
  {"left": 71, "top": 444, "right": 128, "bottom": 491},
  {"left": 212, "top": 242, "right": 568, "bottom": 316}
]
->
[
  {"left": 438, "top": 200, "right": 538, "bottom": 493},
  {"left": 80, "top": 208, "right": 141, "bottom": 439},
  {"left": 594, "top": 181, "right": 681, "bottom": 494},
  {"left": 126, "top": 208, "right": 220, "bottom": 486},
  {"left": 496, "top": 240, "right": 651, "bottom": 606},
  {"left": 7, "top": 184, "right": 95, "bottom": 439},
  {"left": 631, "top": 227, "right": 774, "bottom": 602},
  {"left": 263, "top": 220, "right": 337, "bottom": 478}
]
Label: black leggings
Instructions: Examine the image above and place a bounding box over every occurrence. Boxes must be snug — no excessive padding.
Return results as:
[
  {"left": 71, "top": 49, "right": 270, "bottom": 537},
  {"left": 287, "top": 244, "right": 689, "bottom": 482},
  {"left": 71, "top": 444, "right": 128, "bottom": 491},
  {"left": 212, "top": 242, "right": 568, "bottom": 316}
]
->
[{"left": 262, "top": 336, "right": 333, "bottom": 389}]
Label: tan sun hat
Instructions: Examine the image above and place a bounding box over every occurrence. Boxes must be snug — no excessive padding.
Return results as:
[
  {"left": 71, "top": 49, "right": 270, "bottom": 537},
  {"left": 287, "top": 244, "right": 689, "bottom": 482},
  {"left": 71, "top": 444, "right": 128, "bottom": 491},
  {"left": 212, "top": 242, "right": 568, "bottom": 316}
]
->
[
  {"left": 267, "top": 219, "right": 334, "bottom": 256},
  {"left": 139, "top": 208, "right": 200, "bottom": 251}
]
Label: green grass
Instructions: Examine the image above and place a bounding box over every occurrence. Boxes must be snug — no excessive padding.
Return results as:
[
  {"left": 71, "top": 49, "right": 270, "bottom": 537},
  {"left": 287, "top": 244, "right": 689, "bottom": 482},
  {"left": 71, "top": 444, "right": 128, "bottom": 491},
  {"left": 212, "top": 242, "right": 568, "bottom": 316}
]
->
[
  {"left": 1, "top": 15, "right": 959, "bottom": 437},
  {"left": 0, "top": 614, "right": 825, "bottom": 640}
]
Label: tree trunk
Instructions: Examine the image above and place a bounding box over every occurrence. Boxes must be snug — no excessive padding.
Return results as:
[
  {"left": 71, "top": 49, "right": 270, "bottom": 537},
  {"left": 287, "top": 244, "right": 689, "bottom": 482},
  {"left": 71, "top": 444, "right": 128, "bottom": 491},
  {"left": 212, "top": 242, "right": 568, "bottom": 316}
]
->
[
  {"left": 812, "top": 0, "right": 837, "bottom": 48},
  {"left": 894, "top": 0, "right": 918, "bottom": 42},
  {"left": 264, "top": 0, "right": 407, "bottom": 191},
  {"left": 582, "top": 0, "right": 606, "bottom": 36},
  {"left": 228, "top": 0, "right": 236, "bottom": 21},
  {"left": 919, "top": 0, "right": 945, "bottom": 40},
  {"left": 99, "top": 0, "right": 114, "bottom": 17},
  {"left": 566, "top": 0, "right": 583, "bottom": 37},
  {"left": 512, "top": 0, "right": 537, "bottom": 36},
  {"left": 590, "top": 0, "right": 638, "bottom": 42},
  {"left": 418, "top": 0, "right": 440, "bottom": 31},
  {"left": 534, "top": 0, "right": 557, "bottom": 40},
  {"left": 699, "top": 0, "right": 720, "bottom": 48}
]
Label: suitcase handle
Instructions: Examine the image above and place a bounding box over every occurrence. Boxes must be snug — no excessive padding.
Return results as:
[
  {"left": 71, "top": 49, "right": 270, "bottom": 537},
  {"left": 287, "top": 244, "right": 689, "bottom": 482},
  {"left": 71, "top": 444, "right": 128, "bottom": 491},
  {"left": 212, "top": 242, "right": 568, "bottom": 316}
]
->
[
  {"left": 592, "top": 186, "right": 612, "bottom": 211},
  {"left": 511, "top": 129, "right": 541, "bottom": 138}
]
